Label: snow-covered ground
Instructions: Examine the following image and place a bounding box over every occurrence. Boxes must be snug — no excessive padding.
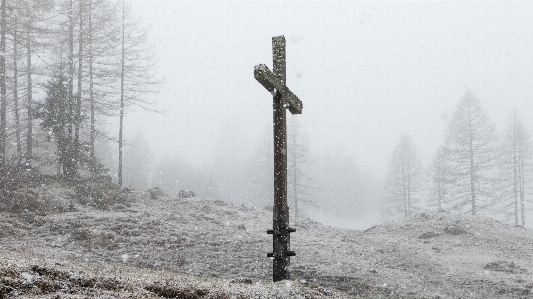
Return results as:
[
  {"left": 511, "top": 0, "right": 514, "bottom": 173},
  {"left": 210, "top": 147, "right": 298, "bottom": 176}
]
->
[
  {"left": 2, "top": 186, "right": 533, "bottom": 298},
  {"left": 305, "top": 208, "right": 382, "bottom": 231}
]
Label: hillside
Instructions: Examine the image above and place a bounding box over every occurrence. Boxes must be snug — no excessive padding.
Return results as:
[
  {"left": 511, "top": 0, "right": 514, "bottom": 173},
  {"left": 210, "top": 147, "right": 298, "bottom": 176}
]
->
[{"left": 1, "top": 184, "right": 533, "bottom": 298}]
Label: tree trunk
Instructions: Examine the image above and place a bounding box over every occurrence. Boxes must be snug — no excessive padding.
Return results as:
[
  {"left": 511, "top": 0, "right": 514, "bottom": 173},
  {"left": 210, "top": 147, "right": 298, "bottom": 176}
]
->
[
  {"left": 118, "top": 0, "right": 125, "bottom": 187},
  {"left": 407, "top": 158, "right": 411, "bottom": 218},
  {"left": 292, "top": 124, "right": 298, "bottom": 218},
  {"left": 88, "top": 0, "right": 95, "bottom": 176},
  {"left": 68, "top": 0, "right": 74, "bottom": 142},
  {"left": 438, "top": 179, "right": 442, "bottom": 211},
  {"left": 0, "top": 0, "right": 6, "bottom": 167},
  {"left": 520, "top": 152, "right": 525, "bottom": 227},
  {"left": 75, "top": 0, "right": 83, "bottom": 166},
  {"left": 13, "top": 13, "right": 22, "bottom": 165},
  {"left": 67, "top": 0, "right": 76, "bottom": 181},
  {"left": 25, "top": 28, "right": 33, "bottom": 165},
  {"left": 513, "top": 117, "right": 519, "bottom": 226},
  {"left": 403, "top": 158, "right": 407, "bottom": 218},
  {"left": 468, "top": 99, "right": 476, "bottom": 215}
]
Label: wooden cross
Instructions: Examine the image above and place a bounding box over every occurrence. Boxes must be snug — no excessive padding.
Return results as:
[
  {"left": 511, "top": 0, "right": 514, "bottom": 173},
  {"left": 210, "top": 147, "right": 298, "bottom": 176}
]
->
[{"left": 254, "top": 35, "right": 302, "bottom": 282}]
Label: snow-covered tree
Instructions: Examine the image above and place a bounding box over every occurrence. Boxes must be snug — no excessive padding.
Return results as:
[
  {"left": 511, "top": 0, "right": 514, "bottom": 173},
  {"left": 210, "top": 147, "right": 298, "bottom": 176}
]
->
[
  {"left": 0, "top": 0, "right": 6, "bottom": 168},
  {"left": 383, "top": 133, "right": 423, "bottom": 219},
  {"left": 496, "top": 111, "right": 533, "bottom": 226},
  {"left": 443, "top": 89, "right": 498, "bottom": 215}
]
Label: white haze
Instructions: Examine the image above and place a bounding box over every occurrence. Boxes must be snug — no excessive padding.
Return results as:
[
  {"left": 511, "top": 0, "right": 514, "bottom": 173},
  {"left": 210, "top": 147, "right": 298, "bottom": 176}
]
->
[{"left": 116, "top": 1, "right": 533, "bottom": 228}]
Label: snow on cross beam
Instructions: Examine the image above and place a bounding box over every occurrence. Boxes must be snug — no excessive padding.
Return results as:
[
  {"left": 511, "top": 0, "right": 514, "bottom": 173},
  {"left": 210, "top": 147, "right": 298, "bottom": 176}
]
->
[{"left": 254, "top": 64, "right": 303, "bottom": 114}]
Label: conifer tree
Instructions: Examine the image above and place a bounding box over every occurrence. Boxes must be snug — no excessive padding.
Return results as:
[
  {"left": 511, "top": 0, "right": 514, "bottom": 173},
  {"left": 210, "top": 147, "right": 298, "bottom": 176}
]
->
[
  {"left": 443, "top": 89, "right": 498, "bottom": 215},
  {"left": 383, "top": 133, "right": 423, "bottom": 219},
  {"left": 497, "top": 111, "right": 532, "bottom": 226},
  {"left": 428, "top": 147, "right": 452, "bottom": 211}
]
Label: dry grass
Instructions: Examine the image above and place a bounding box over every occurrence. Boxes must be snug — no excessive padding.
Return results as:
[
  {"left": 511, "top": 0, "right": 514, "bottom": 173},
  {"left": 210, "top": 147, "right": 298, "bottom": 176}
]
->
[
  {"left": 74, "top": 179, "right": 130, "bottom": 210},
  {"left": 0, "top": 168, "right": 132, "bottom": 213},
  {"left": 0, "top": 253, "right": 343, "bottom": 299}
]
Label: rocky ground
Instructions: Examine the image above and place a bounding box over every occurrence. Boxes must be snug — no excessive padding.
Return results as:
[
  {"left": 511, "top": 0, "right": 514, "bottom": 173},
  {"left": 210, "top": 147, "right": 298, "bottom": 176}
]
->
[{"left": 1, "top": 183, "right": 533, "bottom": 298}]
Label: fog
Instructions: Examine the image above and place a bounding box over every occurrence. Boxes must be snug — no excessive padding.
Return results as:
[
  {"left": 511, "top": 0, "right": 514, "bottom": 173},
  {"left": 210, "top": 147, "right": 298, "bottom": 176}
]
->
[
  {"left": 118, "top": 1, "right": 533, "bottom": 227},
  {"left": 4, "top": 2, "right": 533, "bottom": 296}
]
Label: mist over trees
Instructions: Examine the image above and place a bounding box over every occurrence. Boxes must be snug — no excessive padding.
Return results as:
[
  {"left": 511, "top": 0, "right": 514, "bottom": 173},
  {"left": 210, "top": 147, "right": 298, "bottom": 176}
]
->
[
  {"left": 1, "top": 0, "right": 531, "bottom": 231},
  {"left": 428, "top": 147, "right": 451, "bottom": 212},
  {"left": 379, "top": 89, "right": 533, "bottom": 227},
  {"left": 115, "top": 87, "right": 531, "bottom": 228},
  {"left": 242, "top": 125, "right": 273, "bottom": 208},
  {"left": 122, "top": 129, "right": 152, "bottom": 190},
  {"left": 496, "top": 111, "right": 533, "bottom": 226},
  {"left": 287, "top": 118, "right": 314, "bottom": 218}
]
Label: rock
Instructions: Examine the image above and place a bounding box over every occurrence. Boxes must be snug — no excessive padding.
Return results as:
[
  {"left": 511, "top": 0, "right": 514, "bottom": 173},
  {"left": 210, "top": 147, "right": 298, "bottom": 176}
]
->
[
  {"left": 444, "top": 226, "right": 467, "bottom": 235},
  {"left": 483, "top": 261, "right": 527, "bottom": 274},
  {"left": 178, "top": 190, "right": 195, "bottom": 198},
  {"left": 229, "top": 277, "right": 252, "bottom": 284},
  {"left": 419, "top": 231, "right": 441, "bottom": 239},
  {"left": 149, "top": 187, "right": 164, "bottom": 199}
]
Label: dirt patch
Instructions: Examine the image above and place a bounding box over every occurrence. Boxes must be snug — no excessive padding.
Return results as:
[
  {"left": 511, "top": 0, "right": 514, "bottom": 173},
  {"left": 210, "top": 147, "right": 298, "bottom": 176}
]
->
[
  {"left": 484, "top": 261, "right": 527, "bottom": 274},
  {"left": 145, "top": 283, "right": 208, "bottom": 298},
  {"left": 443, "top": 226, "right": 467, "bottom": 235},
  {"left": 418, "top": 231, "right": 440, "bottom": 239}
]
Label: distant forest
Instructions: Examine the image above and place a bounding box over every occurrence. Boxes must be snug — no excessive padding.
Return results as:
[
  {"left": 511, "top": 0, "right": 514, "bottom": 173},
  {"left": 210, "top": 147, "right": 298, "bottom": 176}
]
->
[{"left": 383, "top": 89, "right": 532, "bottom": 227}]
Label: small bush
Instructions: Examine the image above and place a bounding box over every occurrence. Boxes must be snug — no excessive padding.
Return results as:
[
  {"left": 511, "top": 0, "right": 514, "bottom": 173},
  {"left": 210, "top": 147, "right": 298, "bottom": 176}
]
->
[
  {"left": 75, "top": 180, "right": 129, "bottom": 210},
  {"left": 145, "top": 282, "right": 207, "bottom": 299},
  {"left": 148, "top": 187, "right": 164, "bottom": 199},
  {"left": 0, "top": 166, "right": 45, "bottom": 214}
]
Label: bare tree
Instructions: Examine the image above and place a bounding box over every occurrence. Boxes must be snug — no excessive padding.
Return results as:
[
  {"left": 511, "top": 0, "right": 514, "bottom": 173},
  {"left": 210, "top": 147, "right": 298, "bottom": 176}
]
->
[
  {"left": 118, "top": 0, "right": 158, "bottom": 187},
  {"left": 10, "top": 3, "right": 22, "bottom": 164},
  {"left": 23, "top": 3, "right": 34, "bottom": 166},
  {"left": 41, "top": 0, "right": 119, "bottom": 175},
  {"left": 75, "top": 0, "right": 84, "bottom": 161},
  {"left": 5, "top": 0, "right": 54, "bottom": 167},
  {"left": 383, "top": 133, "right": 423, "bottom": 219},
  {"left": 443, "top": 89, "right": 498, "bottom": 215},
  {"left": 0, "top": 0, "right": 6, "bottom": 168},
  {"left": 18, "top": 0, "right": 49, "bottom": 166},
  {"left": 86, "top": 0, "right": 121, "bottom": 174},
  {"left": 497, "top": 111, "right": 533, "bottom": 226}
]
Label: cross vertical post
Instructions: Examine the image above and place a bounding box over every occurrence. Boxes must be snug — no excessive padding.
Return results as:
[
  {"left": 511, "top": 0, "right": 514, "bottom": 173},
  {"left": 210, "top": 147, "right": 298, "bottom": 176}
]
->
[
  {"left": 254, "top": 35, "right": 302, "bottom": 282},
  {"left": 272, "top": 35, "right": 289, "bottom": 281}
]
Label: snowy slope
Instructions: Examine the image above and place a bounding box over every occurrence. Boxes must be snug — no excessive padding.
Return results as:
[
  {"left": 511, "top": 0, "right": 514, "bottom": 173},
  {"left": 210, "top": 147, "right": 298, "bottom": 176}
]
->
[{"left": 1, "top": 187, "right": 533, "bottom": 298}]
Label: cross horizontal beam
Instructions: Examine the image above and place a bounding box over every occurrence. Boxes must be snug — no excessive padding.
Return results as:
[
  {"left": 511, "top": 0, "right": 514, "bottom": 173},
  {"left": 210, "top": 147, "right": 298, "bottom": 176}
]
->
[{"left": 254, "top": 64, "right": 303, "bottom": 114}]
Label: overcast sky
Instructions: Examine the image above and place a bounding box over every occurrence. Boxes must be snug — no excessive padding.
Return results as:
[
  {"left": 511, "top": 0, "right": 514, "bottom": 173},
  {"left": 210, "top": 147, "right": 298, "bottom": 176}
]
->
[{"left": 126, "top": 1, "right": 533, "bottom": 177}]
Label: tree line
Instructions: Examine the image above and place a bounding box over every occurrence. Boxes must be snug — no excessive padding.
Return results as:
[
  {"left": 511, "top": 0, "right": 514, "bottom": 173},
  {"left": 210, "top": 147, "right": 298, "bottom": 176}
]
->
[
  {"left": 122, "top": 116, "right": 383, "bottom": 224},
  {"left": 0, "top": 0, "right": 157, "bottom": 185},
  {"left": 123, "top": 118, "right": 318, "bottom": 218},
  {"left": 384, "top": 89, "right": 532, "bottom": 227}
]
